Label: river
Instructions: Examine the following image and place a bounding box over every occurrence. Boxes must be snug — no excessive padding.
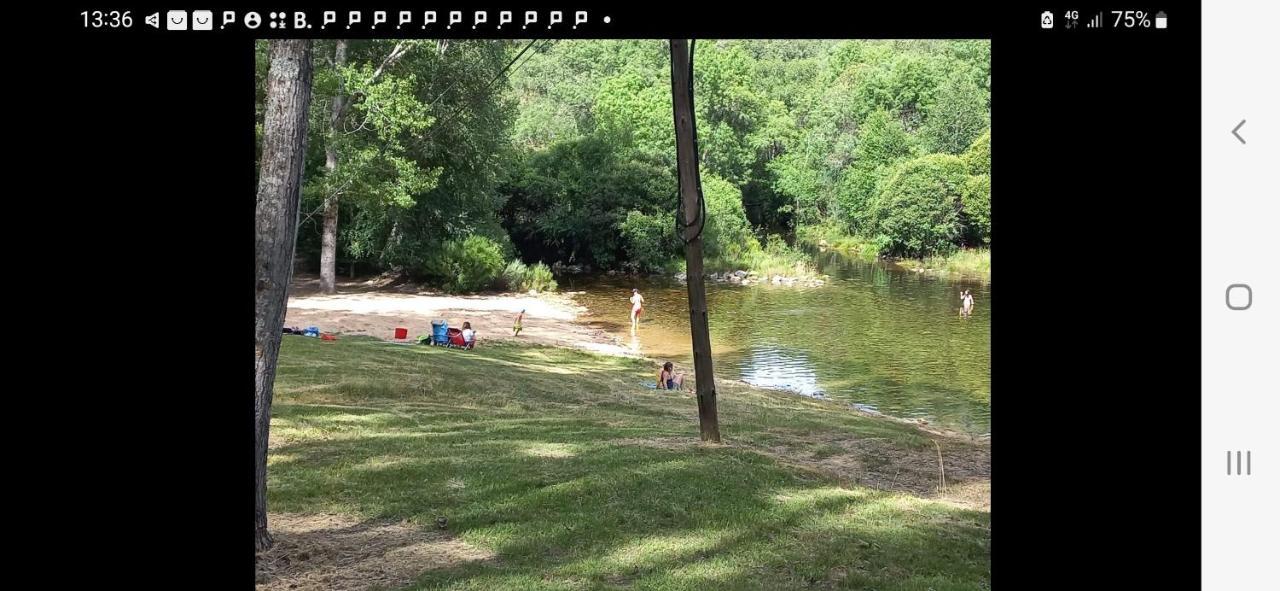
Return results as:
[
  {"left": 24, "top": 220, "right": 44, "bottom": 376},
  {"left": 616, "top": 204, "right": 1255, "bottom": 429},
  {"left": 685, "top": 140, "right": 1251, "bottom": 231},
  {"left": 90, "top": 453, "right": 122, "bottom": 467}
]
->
[{"left": 561, "top": 249, "right": 991, "bottom": 435}]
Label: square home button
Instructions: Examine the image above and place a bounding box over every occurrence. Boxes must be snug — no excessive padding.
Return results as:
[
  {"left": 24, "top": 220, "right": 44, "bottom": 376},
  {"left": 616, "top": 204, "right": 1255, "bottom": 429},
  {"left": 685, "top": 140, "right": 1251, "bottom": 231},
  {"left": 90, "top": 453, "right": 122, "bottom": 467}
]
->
[{"left": 1226, "top": 284, "right": 1252, "bottom": 310}]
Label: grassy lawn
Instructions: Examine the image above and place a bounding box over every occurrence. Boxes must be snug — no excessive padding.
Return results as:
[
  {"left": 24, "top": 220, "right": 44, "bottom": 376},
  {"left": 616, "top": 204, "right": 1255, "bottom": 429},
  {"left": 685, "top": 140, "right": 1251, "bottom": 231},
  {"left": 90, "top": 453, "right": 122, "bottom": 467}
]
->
[{"left": 267, "top": 336, "right": 990, "bottom": 590}]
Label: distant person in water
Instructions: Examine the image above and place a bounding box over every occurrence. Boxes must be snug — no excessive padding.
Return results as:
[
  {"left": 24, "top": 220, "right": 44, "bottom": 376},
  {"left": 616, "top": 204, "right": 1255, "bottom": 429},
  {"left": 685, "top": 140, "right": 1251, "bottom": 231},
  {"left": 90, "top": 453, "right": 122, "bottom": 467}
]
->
[
  {"left": 513, "top": 309, "right": 525, "bottom": 336},
  {"left": 960, "top": 290, "right": 975, "bottom": 318},
  {"left": 629, "top": 288, "right": 645, "bottom": 333},
  {"left": 658, "top": 362, "right": 687, "bottom": 391}
]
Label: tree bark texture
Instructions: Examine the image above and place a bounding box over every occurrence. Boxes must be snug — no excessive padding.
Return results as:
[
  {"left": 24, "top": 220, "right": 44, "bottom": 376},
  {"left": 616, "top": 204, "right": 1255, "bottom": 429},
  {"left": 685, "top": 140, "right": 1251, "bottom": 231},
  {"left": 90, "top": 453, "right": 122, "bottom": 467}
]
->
[
  {"left": 319, "top": 39, "right": 348, "bottom": 295},
  {"left": 255, "top": 39, "right": 313, "bottom": 551},
  {"left": 669, "top": 39, "right": 721, "bottom": 443}
]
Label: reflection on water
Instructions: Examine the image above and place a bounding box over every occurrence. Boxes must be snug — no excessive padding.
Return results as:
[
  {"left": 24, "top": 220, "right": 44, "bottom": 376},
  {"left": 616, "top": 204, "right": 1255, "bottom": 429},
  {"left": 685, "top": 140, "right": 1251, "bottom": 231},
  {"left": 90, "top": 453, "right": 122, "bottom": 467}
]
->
[
  {"left": 563, "top": 251, "right": 991, "bottom": 434},
  {"left": 739, "top": 346, "right": 821, "bottom": 396}
]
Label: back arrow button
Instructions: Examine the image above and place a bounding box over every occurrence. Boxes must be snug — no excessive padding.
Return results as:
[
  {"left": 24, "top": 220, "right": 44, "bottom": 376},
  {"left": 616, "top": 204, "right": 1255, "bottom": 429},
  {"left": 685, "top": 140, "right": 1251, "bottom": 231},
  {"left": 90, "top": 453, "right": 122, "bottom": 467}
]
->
[{"left": 1231, "top": 119, "right": 1246, "bottom": 145}]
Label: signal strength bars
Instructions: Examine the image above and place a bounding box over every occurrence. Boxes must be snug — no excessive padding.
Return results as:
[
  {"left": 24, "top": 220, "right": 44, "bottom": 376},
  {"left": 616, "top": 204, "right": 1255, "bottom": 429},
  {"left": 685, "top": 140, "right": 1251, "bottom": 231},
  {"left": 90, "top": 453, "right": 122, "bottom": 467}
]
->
[{"left": 1086, "top": 11, "right": 1104, "bottom": 28}]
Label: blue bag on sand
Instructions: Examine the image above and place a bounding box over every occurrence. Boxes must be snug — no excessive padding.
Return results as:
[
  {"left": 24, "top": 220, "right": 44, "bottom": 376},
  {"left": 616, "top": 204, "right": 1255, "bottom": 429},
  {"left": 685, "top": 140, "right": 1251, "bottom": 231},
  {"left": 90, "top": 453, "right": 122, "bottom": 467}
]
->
[{"left": 304, "top": 326, "right": 321, "bottom": 337}]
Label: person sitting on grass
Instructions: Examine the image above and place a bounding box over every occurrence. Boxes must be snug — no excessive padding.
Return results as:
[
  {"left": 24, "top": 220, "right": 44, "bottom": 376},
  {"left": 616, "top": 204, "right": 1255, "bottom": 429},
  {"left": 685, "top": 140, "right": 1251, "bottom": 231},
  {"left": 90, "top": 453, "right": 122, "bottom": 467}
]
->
[
  {"left": 461, "top": 322, "right": 476, "bottom": 346},
  {"left": 658, "top": 362, "right": 687, "bottom": 391}
]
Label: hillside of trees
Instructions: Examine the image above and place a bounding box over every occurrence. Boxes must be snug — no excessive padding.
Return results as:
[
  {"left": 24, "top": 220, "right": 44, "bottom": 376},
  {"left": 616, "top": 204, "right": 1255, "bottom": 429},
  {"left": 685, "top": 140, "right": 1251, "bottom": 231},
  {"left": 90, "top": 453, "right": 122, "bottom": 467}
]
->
[{"left": 256, "top": 39, "right": 991, "bottom": 292}]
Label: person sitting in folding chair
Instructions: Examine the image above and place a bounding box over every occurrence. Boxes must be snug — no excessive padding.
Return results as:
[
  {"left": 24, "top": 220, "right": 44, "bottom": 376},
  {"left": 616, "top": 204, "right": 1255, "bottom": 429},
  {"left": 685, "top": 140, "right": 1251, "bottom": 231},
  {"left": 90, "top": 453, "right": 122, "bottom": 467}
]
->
[{"left": 461, "top": 322, "right": 476, "bottom": 348}]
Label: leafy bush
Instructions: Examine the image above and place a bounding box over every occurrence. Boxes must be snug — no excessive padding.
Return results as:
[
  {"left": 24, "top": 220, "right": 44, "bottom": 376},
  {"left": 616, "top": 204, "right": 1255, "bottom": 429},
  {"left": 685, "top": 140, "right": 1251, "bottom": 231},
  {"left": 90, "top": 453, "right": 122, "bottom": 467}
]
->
[
  {"left": 716, "top": 234, "right": 817, "bottom": 279},
  {"left": 525, "top": 262, "right": 558, "bottom": 292},
  {"left": 834, "top": 111, "right": 914, "bottom": 232},
  {"left": 700, "top": 173, "right": 761, "bottom": 262},
  {"left": 962, "top": 129, "right": 990, "bottom": 175},
  {"left": 956, "top": 131, "right": 991, "bottom": 245},
  {"left": 866, "top": 154, "right": 966, "bottom": 257},
  {"left": 921, "top": 74, "right": 989, "bottom": 154},
  {"left": 430, "top": 235, "right": 506, "bottom": 292},
  {"left": 960, "top": 174, "right": 991, "bottom": 245},
  {"left": 620, "top": 210, "right": 680, "bottom": 272},
  {"left": 502, "top": 260, "right": 559, "bottom": 292},
  {"left": 499, "top": 134, "right": 676, "bottom": 271}
]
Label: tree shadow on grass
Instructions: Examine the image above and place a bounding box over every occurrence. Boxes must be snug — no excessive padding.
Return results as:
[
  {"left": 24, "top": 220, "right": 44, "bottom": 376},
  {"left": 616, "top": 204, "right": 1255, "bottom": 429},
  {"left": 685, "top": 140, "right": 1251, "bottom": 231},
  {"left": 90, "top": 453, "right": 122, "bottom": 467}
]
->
[
  {"left": 256, "top": 512, "right": 496, "bottom": 591},
  {"left": 269, "top": 424, "right": 988, "bottom": 590},
  {"left": 269, "top": 337, "right": 989, "bottom": 590}
]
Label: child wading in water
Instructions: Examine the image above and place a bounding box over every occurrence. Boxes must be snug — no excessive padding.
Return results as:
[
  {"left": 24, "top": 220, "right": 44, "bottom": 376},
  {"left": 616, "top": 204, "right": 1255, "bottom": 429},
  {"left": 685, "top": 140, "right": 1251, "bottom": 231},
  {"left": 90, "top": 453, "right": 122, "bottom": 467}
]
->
[
  {"left": 629, "top": 289, "right": 645, "bottom": 334},
  {"left": 513, "top": 309, "right": 525, "bottom": 336},
  {"left": 960, "top": 289, "right": 975, "bottom": 318}
]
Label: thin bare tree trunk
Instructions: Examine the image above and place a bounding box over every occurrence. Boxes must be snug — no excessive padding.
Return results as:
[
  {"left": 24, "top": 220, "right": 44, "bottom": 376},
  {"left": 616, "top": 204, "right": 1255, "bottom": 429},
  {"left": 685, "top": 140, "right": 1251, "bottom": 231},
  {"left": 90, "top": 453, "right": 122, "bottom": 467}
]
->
[
  {"left": 319, "top": 40, "right": 348, "bottom": 295},
  {"left": 670, "top": 39, "right": 720, "bottom": 443},
  {"left": 255, "top": 39, "right": 313, "bottom": 551}
]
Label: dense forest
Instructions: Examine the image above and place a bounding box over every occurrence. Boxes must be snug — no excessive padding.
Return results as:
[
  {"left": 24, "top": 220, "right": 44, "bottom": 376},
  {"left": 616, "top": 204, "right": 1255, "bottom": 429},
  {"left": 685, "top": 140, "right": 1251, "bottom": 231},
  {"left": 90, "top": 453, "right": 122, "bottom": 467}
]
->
[{"left": 256, "top": 39, "right": 991, "bottom": 292}]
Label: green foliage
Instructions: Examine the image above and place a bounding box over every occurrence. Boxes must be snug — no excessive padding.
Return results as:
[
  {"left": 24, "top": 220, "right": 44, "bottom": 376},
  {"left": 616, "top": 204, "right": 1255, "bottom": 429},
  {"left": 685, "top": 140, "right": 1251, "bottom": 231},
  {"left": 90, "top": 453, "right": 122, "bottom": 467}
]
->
[
  {"left": 502, "top": 260, "right": 559, "bottom": 292},
  {"left": 921, "top": 73, "right": 989, "bottom": 154},
  {"left": 836, "top": 110, "right": 915, "bottom": 230},
  {"left": 960, "top": 174, "right": 991, "bottom": 245},
  {"left": 693, "top": 42, "right": 769, "bottom": 186},
  {"left": 501, "top": 134, "right": 675, "bottom": 270},
  {"left": 958, "top": 131, "right": 991, "bottom": 245},
  {"left": 293, "top": 40, "right": 518, "bottom": 281},
  {"left": 620, "top": 211, "right": 680, "bottom": 272},
  {"left": 700, "top": 173, "right": 760, "bottom": 262},
  {"left": 504, "top": 39, "right": 991, "bottom": 269},
  {"left": 593, "top": 72, "right": 674, "bottom": 165},
  {"left": 430, "top": 235, "right": 507, "bottom": 293},
  {"left": 867, "top": 154, "right": 968, "bottom": 257},
  {"left": 307, "top": 41, "right": 442, "bottom": 214},
  {"left": 963, "top": 129, "right": 991, "bottom": 175},
  {"left": 271, "top": 39, "right": 992, "bottom": 284},
  {"left": 719, "top": 234, "right": 817, "bottom": 279}
]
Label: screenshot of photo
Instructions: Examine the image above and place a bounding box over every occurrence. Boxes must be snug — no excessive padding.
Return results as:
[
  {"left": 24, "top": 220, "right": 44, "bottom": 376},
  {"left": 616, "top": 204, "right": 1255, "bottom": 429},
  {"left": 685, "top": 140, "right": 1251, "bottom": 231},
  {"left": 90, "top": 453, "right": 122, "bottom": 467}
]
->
[{"left": 57, "top": 4, "right": 1273, "bottom": 589}]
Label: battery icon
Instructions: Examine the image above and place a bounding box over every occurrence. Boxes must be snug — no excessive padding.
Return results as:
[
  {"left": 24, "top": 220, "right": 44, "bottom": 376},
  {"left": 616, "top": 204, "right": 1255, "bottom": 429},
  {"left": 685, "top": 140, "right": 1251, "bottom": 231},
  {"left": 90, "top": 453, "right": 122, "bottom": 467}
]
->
[{"left": 1155, "top": 11, "right": 1167, "bottom": 29}]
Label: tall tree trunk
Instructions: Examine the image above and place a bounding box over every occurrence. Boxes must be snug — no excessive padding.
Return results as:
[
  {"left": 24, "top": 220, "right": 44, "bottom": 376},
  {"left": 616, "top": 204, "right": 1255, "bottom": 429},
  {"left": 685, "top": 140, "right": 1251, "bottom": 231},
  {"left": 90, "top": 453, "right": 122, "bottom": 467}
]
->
[
  {"left": 669, "top": 39, "right": 721, "bottom": 443},
  {"left": 255, "top": 39, "right": 313, "bottom": 552},
  {"left": 319, "top": 40, "right": 348, "bottom": 295}
]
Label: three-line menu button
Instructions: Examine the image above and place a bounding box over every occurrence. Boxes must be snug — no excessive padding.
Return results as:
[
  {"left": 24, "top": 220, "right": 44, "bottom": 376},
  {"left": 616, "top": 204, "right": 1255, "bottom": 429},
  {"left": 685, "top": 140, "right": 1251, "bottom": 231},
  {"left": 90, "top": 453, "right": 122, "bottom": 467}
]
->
[{"left": 1226, "top": 450, "right": 1252, "bottom": 476}]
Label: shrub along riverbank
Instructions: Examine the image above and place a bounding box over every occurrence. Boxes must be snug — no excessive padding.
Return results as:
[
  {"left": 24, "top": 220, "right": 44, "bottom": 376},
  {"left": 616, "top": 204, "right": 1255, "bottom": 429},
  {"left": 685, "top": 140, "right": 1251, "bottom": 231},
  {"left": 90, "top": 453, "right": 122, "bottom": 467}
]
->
[{"left": 799, "top": 224, "right": 990, "bottom": 281}]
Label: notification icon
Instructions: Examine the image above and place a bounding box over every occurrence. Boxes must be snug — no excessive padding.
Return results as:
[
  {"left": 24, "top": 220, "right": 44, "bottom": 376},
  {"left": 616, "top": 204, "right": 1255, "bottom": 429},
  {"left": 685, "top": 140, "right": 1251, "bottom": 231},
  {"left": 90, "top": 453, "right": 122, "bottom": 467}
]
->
[
  {"left": 167, "top": 10, "right": 188, "bottom": 30},
  {"left": 193, "top": 11, "right": 213, "bottom": 30}
]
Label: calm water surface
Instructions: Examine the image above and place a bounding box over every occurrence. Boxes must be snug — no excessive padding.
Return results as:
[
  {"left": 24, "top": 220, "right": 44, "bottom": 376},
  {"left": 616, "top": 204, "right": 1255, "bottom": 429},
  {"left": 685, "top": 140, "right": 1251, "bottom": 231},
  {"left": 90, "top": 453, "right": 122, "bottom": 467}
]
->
[{"left": 561, "top": 250, "right": 991, "bottom": 434}]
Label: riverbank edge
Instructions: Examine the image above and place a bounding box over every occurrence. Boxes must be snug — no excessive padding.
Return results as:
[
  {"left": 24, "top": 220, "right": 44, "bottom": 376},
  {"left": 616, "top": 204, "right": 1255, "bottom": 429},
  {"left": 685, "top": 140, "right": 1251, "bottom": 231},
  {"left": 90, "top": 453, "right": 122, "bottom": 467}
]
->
[
  {"left": 557, "top": 291, "right": 989, "bottom": 442},
  {"left": 289, "top": 276, "right": 988, "bottom": 442},
  {"left": 797, "top": 227, "right": 991, "bottom": 283}
]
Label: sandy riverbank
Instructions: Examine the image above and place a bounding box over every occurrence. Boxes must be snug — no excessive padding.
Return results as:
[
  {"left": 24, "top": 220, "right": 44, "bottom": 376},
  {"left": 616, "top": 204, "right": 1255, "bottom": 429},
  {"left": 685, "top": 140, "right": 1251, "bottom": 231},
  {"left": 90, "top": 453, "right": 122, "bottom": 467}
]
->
[{"left": 285, "top": 275, "right": 634, "bottom": 357}]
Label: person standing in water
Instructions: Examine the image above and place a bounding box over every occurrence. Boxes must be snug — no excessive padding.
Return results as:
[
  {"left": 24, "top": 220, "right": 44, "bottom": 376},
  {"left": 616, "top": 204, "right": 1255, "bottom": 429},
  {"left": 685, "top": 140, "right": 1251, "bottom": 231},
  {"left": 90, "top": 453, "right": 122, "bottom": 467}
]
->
[
  {"left": 629, "top": 288, "right": 644, "bottom": 334},
  {"left": 512, "top": 309, "right": 525, "bottom": 336},
  {"left": 960, "top": 289, "right": 975, "bottom": 318}
]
